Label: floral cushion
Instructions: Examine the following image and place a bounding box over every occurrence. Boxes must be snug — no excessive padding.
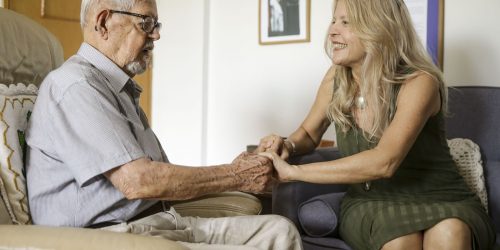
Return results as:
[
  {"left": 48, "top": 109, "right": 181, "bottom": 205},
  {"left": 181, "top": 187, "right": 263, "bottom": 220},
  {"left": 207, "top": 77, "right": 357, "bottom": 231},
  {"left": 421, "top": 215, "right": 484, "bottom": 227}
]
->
[{"left": 0, "top": 83, "right": 37, "bottom": 224}]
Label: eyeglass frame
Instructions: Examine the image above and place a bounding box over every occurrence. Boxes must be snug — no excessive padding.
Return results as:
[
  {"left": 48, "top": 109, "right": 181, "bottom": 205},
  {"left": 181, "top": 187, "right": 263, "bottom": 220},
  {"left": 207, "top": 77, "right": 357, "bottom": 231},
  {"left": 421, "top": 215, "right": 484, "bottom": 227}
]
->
[{"left": 109, "top": 9, "right": 162, "bottom": 34}]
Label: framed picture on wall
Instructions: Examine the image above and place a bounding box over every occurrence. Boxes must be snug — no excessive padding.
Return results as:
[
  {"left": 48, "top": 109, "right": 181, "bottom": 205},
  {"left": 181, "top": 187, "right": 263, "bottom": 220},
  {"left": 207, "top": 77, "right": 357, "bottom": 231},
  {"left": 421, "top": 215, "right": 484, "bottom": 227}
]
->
[
  {"left": 259, "top": 0, "right": 310, "bottom": 45},
  {"left": 405, "top": 0, "right": 444, "bottom": 69}
]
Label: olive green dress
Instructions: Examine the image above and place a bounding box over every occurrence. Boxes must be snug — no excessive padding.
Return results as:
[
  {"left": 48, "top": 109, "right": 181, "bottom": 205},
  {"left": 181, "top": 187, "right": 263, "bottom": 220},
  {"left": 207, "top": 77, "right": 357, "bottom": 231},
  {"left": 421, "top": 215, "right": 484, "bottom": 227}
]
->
[{"left": 336, "top": 111, "right": 496, "bottom": 249}]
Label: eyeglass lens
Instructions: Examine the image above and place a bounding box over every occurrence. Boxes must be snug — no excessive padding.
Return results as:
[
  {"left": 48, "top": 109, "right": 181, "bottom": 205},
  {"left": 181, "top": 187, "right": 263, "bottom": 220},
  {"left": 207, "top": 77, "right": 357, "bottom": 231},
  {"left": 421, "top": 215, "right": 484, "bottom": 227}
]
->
[{"left": 142, "top": 16, "right": 161, "bottom": 33}]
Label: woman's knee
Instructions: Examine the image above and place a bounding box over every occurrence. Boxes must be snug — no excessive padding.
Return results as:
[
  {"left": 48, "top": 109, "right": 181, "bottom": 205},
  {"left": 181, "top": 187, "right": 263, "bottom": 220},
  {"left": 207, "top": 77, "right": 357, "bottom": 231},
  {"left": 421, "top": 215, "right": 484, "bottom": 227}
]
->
[
  {"left": 381, "top": 232, "right": 423, "bottom": 250},
  {"left": 426, "top": 218, "right": 471, "bottom": 239},
  {"left": 424, "top": 218, "right": 471, "bottom": 249}
]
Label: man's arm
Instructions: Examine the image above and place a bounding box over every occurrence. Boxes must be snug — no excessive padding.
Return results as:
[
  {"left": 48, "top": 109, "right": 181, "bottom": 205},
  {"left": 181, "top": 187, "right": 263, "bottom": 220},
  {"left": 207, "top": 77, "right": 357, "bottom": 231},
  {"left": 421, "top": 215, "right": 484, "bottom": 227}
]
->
[{"left": 104, "top": 152, "right": 272, "bottom": 201}]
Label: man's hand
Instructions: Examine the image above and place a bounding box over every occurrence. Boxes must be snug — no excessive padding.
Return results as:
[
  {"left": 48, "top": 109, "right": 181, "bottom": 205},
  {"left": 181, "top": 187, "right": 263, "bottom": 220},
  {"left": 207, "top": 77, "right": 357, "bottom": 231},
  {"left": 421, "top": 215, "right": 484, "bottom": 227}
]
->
[{"left": 230, "top": 152, "right": 274, "bottom": 193}]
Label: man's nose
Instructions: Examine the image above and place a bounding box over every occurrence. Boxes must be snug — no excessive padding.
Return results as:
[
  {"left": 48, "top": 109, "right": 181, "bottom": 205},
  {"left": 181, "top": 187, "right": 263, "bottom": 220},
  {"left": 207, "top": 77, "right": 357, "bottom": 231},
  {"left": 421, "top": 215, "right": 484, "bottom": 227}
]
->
[{"left": 149, "top": 29, "right": 160, "bottom": 41}]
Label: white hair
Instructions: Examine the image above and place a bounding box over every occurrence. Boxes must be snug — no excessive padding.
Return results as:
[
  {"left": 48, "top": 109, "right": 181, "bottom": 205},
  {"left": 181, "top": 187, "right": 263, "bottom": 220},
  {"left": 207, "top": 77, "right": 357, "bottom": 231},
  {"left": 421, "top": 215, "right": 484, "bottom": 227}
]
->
[{"left": 80, "top": 0, "right": 138, "bottom": 29}]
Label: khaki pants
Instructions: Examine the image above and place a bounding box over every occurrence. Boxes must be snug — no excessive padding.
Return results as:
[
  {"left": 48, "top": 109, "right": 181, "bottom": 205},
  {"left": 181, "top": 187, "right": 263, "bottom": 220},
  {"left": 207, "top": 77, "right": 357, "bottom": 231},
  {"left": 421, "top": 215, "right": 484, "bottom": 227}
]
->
[{"left": 103, "top": 208, "right": 303, "bottom": 250}]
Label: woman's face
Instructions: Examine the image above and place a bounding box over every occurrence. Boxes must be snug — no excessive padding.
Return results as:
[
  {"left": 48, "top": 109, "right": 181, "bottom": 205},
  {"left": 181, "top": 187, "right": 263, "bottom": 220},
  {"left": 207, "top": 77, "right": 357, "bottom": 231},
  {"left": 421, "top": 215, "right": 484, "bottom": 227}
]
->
[{"left": 328, "top": 0, "right": 365, "bottom": 70}]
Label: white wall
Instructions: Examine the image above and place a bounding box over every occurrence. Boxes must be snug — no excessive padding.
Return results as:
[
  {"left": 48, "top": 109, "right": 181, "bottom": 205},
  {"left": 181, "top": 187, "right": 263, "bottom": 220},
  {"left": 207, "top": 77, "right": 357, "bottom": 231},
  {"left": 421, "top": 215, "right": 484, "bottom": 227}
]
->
[
  {"left": 152, "top": 0, "right": 208, "bottom": 165},
  {"left": 154, "top": 0, "right": 333, "bottom": 165},
  {"left": 153, "top": 0, "right": 500, "bottom": 166},
  {"left": 205, "top": 0, "right": 333, "bottom": 164},
  {"left": 443, "top": 0, "right": 500, "bottom": 86}
]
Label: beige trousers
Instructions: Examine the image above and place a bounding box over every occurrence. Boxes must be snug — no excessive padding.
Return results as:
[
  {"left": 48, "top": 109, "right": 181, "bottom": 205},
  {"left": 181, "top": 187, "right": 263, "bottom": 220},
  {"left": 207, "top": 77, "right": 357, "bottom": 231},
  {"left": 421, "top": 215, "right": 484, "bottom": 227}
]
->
[{"left": 103, "top": 208, "right": 303, "bottom": 250}]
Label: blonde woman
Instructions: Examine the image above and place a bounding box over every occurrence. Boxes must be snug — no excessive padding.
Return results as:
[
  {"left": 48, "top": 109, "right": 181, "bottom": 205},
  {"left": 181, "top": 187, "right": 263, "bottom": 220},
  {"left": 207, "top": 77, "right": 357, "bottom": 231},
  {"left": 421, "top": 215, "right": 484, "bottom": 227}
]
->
[{"left": 257, "top": 0, "right": 495, "bottom": 249}]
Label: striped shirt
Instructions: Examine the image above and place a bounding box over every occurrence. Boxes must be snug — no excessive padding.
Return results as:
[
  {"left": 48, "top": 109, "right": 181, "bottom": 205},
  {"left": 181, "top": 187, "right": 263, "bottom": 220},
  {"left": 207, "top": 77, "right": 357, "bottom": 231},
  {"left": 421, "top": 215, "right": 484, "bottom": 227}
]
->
[{"left": 26, "top": 43, "right": 168, "bottom": 227}]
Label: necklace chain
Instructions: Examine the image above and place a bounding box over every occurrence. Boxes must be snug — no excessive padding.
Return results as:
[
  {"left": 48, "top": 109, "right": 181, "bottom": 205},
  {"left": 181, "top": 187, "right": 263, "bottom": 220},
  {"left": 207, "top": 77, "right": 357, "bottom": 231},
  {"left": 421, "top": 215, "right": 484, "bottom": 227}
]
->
[{"left": 353, "top": 104, "right": 371, "bottom": 191}]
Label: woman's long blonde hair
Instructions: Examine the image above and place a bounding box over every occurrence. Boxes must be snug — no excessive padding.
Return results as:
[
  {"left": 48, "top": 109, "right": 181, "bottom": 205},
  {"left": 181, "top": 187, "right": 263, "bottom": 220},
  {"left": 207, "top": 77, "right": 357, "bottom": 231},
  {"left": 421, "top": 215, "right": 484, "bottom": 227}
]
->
[{"left": 325, "top": 0, "right": 446, "bottom": 140}]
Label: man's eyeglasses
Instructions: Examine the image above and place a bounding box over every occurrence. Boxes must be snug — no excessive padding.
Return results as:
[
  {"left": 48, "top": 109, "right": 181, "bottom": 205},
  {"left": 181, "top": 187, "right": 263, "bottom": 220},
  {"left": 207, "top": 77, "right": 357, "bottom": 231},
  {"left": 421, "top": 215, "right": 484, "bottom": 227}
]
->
[{"left": 109, "top": 10, "right": 162, "bottom": 34}]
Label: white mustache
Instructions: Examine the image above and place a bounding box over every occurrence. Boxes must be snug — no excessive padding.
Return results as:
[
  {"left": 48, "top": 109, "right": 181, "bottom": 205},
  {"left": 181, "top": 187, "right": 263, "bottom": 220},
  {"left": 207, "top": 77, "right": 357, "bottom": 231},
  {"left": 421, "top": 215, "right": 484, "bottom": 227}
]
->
[{"left": 143, "top": 41, "right": 154, "bottom": 50}]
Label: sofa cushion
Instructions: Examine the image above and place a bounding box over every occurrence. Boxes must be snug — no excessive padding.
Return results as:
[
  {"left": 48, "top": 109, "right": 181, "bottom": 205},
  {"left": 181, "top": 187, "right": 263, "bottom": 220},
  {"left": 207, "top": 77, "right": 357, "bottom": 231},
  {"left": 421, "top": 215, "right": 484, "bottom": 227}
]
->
[
  {"left": 0, "top": 8, "right": 64, "bottom": 86},
  {"left": 448, "top": 138, "right": 488, "bottom": 212},
  {"left": 298, "top": 192, "right": 345, "bottom": 237},
  {"left": 0, "top": 83, "right": 37, "bottom": 225}
]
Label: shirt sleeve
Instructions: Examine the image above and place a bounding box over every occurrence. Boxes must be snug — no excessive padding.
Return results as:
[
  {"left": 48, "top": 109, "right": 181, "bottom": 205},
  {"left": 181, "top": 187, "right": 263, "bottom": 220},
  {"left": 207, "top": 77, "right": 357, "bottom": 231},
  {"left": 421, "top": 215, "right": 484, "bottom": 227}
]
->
[{"left": 49, "top": 81, "right": 146, "bottom": 187}]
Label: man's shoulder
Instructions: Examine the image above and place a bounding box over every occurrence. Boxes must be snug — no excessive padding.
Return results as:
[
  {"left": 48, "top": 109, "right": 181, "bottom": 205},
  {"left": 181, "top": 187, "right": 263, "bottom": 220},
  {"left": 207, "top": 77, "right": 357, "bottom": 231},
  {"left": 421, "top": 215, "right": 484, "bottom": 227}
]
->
[{"left": 41, "top": 55, "right": 105, "bottom": 102}]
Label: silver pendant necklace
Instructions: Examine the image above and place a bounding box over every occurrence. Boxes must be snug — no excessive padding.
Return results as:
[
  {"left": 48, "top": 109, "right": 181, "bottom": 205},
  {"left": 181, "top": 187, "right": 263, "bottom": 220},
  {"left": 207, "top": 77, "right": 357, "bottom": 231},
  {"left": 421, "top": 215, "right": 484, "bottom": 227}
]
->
[{"left": 355, "top": 96, "right": 366, "bottom": 110}]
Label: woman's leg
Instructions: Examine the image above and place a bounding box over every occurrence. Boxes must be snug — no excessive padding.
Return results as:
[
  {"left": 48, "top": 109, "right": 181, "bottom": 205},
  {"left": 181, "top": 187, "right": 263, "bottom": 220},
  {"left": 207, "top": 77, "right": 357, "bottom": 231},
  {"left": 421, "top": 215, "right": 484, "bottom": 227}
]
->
[
  {"left": 423, "top": 218, "right": 471, "bottom": 250},
  {"left": 381, "top": 232, "right": 423, "bottom": 250}
]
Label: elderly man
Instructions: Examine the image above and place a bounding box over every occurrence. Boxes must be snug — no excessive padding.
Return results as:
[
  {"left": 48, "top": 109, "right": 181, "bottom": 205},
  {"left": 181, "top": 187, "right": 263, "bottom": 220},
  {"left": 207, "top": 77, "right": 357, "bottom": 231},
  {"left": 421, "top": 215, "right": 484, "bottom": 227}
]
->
[{"left": 26, "top": 0, "right": 302, "bottom": 249}]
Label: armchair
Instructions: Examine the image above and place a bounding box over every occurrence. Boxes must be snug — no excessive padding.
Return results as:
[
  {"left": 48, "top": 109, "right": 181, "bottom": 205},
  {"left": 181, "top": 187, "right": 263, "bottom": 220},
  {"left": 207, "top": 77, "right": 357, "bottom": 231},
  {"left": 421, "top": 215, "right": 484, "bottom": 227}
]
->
[
  {"left": 0, "top": 7, "right": 261, "bottom": 249},
  {"left": 273, "top": 86, "right": 500, "bottom": 249}
]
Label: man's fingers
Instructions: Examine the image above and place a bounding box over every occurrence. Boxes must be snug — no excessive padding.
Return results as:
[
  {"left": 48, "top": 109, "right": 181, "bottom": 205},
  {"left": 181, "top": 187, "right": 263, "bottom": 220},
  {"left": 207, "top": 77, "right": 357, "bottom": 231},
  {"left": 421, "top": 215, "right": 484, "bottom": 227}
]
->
[
  {"left": 280, "top": 151, "right": 289, "bottom": 160},
  {"left": 258, "top": 152, "right": 273, "bottom": 160}
]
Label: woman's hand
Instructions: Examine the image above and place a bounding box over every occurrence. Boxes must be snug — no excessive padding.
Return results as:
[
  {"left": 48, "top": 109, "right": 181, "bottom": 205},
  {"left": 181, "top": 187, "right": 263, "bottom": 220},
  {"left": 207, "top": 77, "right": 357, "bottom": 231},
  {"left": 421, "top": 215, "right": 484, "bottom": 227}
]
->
[
  {"left": 259, "top": 152, "right": 298, "bottom": 182},
  {"left": 255, "top": 134, "right": 293, "bottom": 160}
]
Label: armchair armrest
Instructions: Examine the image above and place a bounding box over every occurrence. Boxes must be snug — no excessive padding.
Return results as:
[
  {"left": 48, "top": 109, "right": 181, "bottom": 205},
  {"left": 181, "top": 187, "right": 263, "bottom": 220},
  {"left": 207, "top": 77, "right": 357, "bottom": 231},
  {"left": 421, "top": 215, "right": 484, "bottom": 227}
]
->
[
  {"left": 171, "top": 191, "right": 262, "bottom": 217},
  {"left": 0, "top": 225, "right": 188, "bottom": 250},
  {"left": 272, "top": 147, "right": 348, "bottom": 233}
]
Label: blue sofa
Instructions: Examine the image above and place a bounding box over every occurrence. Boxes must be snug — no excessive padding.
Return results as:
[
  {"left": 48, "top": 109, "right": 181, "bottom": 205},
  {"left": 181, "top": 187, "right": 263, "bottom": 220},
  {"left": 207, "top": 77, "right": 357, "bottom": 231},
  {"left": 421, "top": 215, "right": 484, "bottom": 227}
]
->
[{"left": 273, "top": 86, "right": 500, "bottom": 249}]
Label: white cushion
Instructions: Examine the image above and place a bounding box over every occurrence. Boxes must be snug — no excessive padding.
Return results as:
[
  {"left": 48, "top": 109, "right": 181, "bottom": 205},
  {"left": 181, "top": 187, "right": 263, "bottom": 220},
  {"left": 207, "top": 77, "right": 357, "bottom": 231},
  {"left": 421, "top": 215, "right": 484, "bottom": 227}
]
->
[
  {"left": 0, "top": 83, "right": 37, "bottom": 224},
  {"left": 0, "top": 177, "right": 14, "bottom": 224},
  {"left": 448, "top": 138, "right": 488, "bottom": 212}
]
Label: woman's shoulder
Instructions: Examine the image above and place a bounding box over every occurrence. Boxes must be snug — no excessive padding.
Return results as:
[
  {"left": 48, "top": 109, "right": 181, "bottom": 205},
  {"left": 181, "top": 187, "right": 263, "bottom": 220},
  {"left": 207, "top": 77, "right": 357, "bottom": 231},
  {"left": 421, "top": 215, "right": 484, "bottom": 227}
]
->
[
  {"left": 400, "top": 71, "right": 440, "bottom": 94},
  {"left": 397, "top": 71, "right": 441, "bottom": 116}
]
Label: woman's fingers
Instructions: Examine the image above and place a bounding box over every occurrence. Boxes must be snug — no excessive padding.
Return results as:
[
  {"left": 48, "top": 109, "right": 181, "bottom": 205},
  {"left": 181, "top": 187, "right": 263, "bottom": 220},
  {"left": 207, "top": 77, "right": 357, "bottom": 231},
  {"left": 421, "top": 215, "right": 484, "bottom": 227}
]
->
[{"left": 257, "top": 134, "right": 283, "bottom": 153}]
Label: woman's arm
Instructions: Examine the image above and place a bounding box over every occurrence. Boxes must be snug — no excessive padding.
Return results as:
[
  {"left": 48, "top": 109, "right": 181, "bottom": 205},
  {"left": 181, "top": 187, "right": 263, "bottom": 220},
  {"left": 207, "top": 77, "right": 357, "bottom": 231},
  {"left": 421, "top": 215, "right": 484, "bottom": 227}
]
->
[
  {"left": 256, "top": 66, "right": 335, "bottom": 159},
  {"left": 266, "top": 73, "right": 441, "bottom": 183}
]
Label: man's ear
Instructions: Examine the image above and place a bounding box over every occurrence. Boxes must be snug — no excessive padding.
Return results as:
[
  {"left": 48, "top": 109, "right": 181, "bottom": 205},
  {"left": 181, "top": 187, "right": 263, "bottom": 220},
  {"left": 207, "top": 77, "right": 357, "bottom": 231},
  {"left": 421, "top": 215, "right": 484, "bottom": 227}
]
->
[{"left": 94, "top": 9, "right": 110, "bottom": 39}]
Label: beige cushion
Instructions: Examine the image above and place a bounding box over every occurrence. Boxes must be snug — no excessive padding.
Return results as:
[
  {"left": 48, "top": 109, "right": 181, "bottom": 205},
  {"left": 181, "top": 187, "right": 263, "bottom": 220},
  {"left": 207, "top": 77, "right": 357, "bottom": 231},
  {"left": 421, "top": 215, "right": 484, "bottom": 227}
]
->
[
  {"left": 0, "top": 83, "right": 38, "bottom": 224},
  {"left": 448, "top": 138, "right": 488, "bottom": 212},
  {"left": 172, "top": 191, "right": 262, "bottom": 217},
  {"left": 0, "top": 8, "right": 64, "bottom": 87}
]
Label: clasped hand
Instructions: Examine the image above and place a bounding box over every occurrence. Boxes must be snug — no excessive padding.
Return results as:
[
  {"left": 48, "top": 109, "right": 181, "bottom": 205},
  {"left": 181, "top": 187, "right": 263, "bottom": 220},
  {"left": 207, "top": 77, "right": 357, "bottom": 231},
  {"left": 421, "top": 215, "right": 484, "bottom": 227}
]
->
[
  {"left": 254, "top": 134, "right": 296, "bottom": 182},
  {"left": 230, "top": 151, "right": 274, "bottom": 193}
]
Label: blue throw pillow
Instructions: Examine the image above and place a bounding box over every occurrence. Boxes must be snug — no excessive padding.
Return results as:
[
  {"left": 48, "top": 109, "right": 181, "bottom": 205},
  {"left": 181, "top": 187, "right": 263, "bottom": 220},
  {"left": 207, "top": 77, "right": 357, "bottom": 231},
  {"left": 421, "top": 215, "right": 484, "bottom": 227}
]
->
[{"left": 298, "top": 192, "right": 345, "bottom": 237}]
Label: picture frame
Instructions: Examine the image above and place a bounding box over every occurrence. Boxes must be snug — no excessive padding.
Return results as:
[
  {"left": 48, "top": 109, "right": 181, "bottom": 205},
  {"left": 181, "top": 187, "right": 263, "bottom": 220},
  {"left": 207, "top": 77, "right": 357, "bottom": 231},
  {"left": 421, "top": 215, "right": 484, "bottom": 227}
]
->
[
  {"left": 427, "top": 0, "right": 444, "bottom": 69},
  {"left": 259, "top": 0, "right": 310, "bottom": 45},
  {"left": 405, "top": 0, "right": 444, "bottom": 69}
]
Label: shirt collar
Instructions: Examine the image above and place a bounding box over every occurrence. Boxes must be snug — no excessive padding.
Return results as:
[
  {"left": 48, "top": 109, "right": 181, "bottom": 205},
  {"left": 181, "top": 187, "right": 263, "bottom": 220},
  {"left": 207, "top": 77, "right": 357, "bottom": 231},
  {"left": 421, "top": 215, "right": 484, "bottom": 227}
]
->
[{"left": 77, "top": 42, "right": 131, "bottom": 94}]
